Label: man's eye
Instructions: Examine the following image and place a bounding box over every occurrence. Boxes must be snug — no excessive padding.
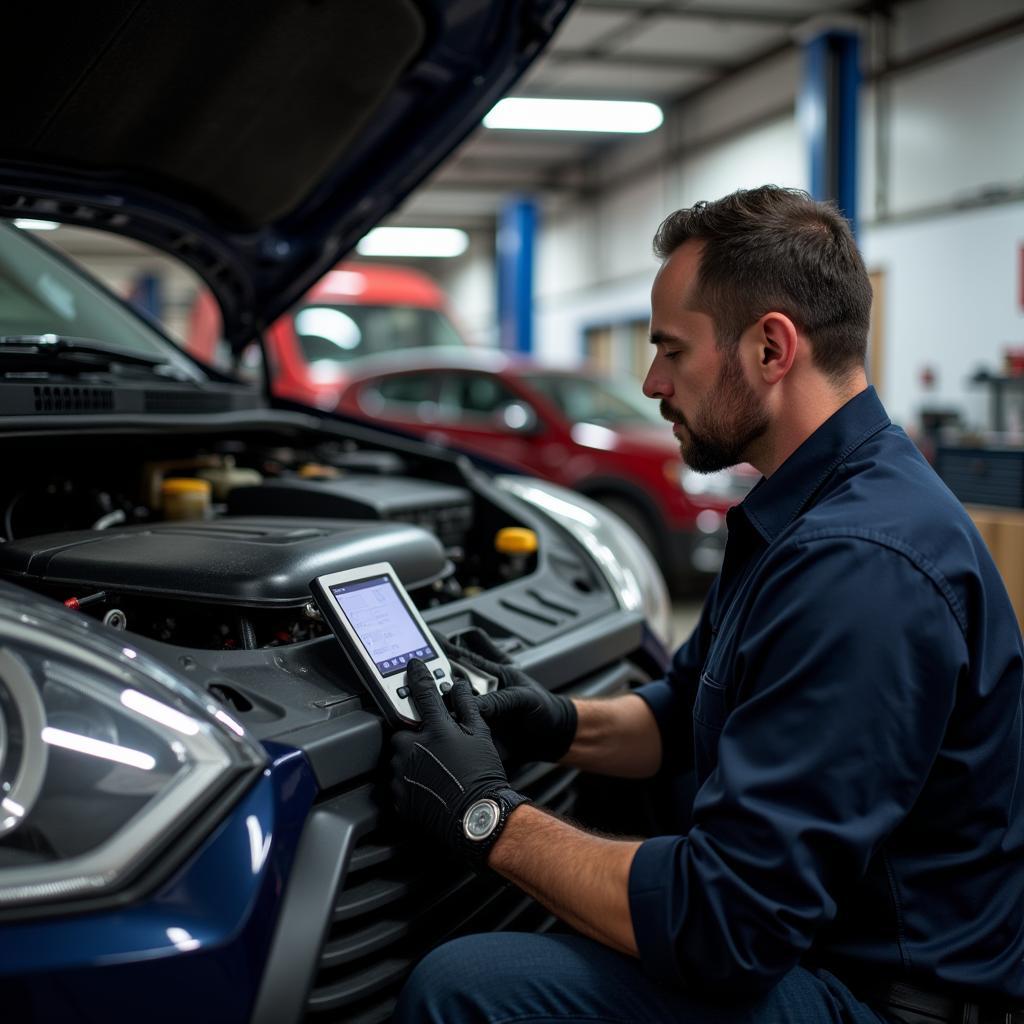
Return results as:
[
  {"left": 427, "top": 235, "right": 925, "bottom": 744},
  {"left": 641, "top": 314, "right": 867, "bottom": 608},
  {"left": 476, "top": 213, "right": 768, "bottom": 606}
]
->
[{"left": 663, "top": 350, "right": 682, "bottom": 361}]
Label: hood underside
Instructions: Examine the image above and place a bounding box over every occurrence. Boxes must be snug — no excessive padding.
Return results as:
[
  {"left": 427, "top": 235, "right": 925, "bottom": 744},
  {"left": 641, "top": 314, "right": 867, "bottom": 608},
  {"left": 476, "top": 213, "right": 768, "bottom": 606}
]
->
[{"left": 0, "top": 0, "right": 570, "bottom": 348}]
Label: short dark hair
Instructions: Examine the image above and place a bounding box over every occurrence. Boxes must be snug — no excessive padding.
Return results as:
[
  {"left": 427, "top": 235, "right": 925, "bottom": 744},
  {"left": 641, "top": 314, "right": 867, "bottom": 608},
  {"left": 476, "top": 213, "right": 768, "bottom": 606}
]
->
[{"left": 652, "top": 186, "right": 871, "bottom": 381}]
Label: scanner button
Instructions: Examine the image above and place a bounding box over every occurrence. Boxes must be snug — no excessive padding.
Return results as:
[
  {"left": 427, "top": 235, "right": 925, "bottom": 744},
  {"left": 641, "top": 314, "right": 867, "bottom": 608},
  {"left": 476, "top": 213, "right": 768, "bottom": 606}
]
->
[
  {"left": 433, "top": 668, "right": 445, "bottom": 679},
  {"left": 397, "top": 686, "right": 409, "bottom": 699},
  {"left": 439, "top": 680, "right": 452, "bottom": 695}
]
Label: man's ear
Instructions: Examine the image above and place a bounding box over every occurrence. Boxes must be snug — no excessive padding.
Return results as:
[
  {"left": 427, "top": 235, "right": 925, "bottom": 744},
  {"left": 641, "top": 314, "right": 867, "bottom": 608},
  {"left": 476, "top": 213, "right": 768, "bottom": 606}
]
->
[{"left": 754, "top": 312, "right": 799, "bottom": 384}]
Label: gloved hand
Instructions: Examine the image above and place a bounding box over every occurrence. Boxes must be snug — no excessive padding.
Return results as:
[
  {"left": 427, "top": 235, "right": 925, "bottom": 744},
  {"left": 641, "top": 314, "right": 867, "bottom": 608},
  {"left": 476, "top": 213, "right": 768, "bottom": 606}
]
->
[
  {"left": 390, "top": 659, "right": 519, "bottom": 869},
  {"left": 440, "top": 630, "right": 577, "bottom": 764}
]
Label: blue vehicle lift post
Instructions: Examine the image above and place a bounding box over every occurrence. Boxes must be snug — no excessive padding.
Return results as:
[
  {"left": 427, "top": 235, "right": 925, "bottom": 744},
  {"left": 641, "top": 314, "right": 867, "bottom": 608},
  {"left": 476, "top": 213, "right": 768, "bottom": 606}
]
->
[
  {"left": 799, "top": 25, "right": 861, "bottom": 238},
  {"left": 497, "top": 197, "right": 537, "bottom": 353}
]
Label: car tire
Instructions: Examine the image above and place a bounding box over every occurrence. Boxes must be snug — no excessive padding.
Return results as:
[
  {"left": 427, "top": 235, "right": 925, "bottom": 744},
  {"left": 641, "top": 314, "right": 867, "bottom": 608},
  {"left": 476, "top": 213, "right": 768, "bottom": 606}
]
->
[
  {"left": 596, "top": 494, "right": 660, "bottom": 557},
  {"left": 596, "top": 494, "right": 709, "bottom": 598}
]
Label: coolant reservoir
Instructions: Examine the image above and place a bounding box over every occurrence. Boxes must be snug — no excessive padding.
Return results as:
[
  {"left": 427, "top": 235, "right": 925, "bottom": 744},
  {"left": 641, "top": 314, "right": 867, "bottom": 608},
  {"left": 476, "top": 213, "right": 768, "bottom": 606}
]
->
[
  {"left": 197, "top": 457, "right": 262, "bottom": 500},
  {"left": 162, "top": 478, "right": 212, "bottom": 521}
]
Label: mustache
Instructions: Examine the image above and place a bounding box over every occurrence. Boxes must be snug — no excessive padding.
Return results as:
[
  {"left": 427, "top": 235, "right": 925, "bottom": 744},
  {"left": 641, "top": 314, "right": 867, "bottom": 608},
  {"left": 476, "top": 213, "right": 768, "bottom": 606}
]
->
[{"left": 659, "top": 400, "right": 686, "bottom": 426}]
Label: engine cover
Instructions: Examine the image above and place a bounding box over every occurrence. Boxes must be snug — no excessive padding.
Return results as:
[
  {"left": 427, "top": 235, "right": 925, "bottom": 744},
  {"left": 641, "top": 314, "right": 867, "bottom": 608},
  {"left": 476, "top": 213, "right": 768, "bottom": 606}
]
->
[{"left": 0, "top": 517, "right": 448, "bottom": 607}]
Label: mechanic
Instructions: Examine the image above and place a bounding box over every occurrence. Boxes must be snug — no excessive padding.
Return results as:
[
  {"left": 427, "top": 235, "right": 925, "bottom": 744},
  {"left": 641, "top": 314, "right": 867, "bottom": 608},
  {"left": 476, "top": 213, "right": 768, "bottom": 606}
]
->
[{"left": 389, "top": 186, "right": 1024, "bottom": 1024}]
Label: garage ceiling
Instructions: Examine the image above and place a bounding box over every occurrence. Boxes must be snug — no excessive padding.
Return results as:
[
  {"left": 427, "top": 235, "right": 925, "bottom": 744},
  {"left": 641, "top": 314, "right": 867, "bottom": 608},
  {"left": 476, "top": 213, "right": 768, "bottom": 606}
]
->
[{"left": 398, "top": 0, "right": 880, "bottom": 230}]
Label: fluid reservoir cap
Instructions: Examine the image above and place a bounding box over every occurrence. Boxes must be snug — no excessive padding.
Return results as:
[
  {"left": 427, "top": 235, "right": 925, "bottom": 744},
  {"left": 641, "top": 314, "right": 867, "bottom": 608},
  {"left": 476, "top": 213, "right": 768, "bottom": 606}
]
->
[
  {"left": 161, "top": 477, "right": 212, "bottom": 495},
  {"left": 495, "top": 527, "right": 538, "bottom": 555},
  {"left": 298, "top": 463, "right": 341, "bottom": 479}
]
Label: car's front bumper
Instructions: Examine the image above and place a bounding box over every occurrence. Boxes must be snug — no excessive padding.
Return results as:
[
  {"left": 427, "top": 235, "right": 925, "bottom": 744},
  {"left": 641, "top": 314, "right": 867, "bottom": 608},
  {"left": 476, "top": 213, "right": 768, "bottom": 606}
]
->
[{"left": 0, "top": 746, "right": 317, "bottom": 1024}]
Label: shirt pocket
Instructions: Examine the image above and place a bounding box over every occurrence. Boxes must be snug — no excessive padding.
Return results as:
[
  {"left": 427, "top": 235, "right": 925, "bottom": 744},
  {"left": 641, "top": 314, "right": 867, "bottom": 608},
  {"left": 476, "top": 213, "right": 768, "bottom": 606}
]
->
[{"left": 692, "top": 670, "right": 728, "bottom": 733}]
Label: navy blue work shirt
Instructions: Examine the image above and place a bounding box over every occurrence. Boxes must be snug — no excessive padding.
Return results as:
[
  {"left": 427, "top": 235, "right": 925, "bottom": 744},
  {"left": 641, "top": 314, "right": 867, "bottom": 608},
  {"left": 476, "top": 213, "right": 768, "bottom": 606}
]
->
[{"left": 629, "top": 386, "right": 1024, "bottom": 1000}]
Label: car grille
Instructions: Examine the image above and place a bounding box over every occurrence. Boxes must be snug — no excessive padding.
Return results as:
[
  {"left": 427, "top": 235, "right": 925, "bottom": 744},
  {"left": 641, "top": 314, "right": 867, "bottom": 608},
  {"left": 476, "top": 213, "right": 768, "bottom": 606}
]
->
[{"left": 304, "top": 761, "right": 578, "bottom": 1024}]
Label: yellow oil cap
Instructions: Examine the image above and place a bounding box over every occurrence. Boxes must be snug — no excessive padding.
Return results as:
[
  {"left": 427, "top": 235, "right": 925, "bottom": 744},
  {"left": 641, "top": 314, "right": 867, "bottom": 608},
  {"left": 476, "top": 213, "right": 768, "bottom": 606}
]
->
[
  {"left": 495, "top": 527, "right": 538, "bottom": 555},
  {"left": 298, "top": 463, "right": 340, "bottom": 479},
  {"left": 161, "top": 477, "right": 211, "bottom": 494}
]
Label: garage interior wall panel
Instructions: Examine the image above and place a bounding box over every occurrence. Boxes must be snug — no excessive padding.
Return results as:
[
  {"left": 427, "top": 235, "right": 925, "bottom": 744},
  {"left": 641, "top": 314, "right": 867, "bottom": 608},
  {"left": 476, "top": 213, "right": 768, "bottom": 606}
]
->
[
  {"left": 885, "top": 34, "right": 1024, "bottom": 216},
  {"left": 600, "top": 169, "right": 672, "bottom": 284},
  {"left": 889, "top": 0, "right": 1024, "bottom": 64},
  {"left": 676, "top": 51, "right": 800, "bottom": 149},
  {"left": 438, "top": 232, "right": 497, "bottom": 346},
  {"left": 536, "top": 208, "right": 600, "bottom": 302},
  {"left": 861, "top": 201, "right": 1024, "bottom": 429},
  {"left": 535, "top": 273, "right": 652, "bottom": 369},
  {"left": 677, "top": 116, "right": 806, "bottom": 211}
]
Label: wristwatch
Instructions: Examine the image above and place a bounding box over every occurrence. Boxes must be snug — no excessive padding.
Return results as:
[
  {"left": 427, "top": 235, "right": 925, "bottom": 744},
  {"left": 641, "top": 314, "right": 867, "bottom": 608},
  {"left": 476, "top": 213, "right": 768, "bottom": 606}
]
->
[{"left": 460, "top": 788, "right": 531, "bottom": 870}]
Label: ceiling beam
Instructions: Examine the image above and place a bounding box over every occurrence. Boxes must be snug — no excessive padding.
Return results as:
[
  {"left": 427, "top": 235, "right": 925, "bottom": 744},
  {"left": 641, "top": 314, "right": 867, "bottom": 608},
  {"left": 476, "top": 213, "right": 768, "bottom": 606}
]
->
[
  {"left": 425, "top": 176, "right": 584, "bottom": 194},
  {"left": 576, "top": 1, "right": 806, "bottom": 25},
  {"left": 546, "top": 48, "right": 729, "bottom": 71}
]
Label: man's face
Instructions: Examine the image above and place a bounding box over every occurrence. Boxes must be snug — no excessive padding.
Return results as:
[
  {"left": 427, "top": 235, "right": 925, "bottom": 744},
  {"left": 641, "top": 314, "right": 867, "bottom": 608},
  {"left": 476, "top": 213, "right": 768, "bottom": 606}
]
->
[{"left": 643, "top": 241, "right": 769, "bottom": 473}]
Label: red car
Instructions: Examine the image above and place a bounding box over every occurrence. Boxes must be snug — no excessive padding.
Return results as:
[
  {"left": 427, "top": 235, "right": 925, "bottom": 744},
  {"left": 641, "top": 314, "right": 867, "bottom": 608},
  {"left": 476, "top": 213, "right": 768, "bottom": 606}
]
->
[
  {"left": 187, "top": 262, "right": 469, "bottom": 409},
  {"left": 336, "top": 349, "right": 756, "bottom": 589}
]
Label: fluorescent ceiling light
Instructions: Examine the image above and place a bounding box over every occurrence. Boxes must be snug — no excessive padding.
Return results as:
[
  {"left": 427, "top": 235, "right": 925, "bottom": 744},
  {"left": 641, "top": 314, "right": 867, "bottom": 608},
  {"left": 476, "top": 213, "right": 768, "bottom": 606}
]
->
[
  {"left": 357, "top": 227, "right": 468, "bottom": 258},
  {"left": 13, "top": 219, "right": 60, "bottom": 231},
  {"left": 484, "top": 98, "right": 664, "bottom": 134}
]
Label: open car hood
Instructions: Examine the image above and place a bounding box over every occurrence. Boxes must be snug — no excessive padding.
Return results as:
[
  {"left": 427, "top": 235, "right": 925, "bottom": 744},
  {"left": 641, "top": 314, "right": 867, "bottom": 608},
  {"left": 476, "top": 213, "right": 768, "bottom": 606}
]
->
[{"left": 0, "top": 0, "right": 570, "bottom": 351}]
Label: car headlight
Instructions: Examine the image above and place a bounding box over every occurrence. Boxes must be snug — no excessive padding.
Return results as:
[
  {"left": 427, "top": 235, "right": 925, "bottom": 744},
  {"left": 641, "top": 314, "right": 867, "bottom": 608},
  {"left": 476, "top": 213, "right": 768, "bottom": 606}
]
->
[
  {"left": 495, "top": 476, "right": 673, "bottom": 648},
  {"left": 0, "top": 591, "right": 264, "bottom": 912}
]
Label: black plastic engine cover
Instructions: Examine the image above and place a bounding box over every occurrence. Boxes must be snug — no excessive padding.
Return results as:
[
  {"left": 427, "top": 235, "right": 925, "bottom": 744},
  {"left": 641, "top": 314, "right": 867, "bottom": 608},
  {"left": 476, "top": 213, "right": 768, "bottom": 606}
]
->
[
  {"left": 0, "top": 517, "right": 448, "bottom": 607},
  {"left": 227, "top": 476, "right": 474, "bottom": 548}
]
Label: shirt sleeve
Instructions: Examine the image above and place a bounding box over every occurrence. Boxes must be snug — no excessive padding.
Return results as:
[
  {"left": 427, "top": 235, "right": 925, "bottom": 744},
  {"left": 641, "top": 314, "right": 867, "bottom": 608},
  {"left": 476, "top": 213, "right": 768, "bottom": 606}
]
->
[
  {"left": 628, "top": 533, "right": 968, "bottom": 995},
  {"left": 633, "top": 577, "right": 717, "bottom": 772}
]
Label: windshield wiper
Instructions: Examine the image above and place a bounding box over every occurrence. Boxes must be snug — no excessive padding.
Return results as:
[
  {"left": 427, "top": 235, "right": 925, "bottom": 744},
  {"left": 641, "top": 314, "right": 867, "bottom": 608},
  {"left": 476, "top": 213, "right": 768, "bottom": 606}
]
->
[{"left": 0, "top": 334, "right": 170, "bottom": 373}]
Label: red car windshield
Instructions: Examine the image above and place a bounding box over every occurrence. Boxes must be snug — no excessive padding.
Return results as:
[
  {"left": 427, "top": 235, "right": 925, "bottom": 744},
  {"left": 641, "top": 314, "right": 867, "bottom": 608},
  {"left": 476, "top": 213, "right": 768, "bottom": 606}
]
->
[
  {"left": 294, "top": 303, "right": 464, "bottom": 366},
  {"left": 521, "top": 372, "right": 662, "bottom": 427}
]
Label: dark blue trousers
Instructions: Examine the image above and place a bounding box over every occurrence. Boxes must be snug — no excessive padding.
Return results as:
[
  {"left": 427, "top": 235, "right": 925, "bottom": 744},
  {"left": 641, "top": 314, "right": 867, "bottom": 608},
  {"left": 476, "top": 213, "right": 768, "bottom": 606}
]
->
[{"left": 394, "top": 932, "right": 888, "bottom": 1024}]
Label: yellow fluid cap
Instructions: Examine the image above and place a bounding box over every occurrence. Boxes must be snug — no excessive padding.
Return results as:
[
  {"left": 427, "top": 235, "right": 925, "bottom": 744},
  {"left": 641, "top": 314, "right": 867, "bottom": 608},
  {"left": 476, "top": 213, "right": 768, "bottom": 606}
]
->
[
  {"left": 495, "top": 527, "right": 538, "bottom": 555},
  {"left": 161, "top": 477, "right": 212, "bottom": 495},
  {"left": 298, "top": 463, "right": 340, "bottom": 479}
]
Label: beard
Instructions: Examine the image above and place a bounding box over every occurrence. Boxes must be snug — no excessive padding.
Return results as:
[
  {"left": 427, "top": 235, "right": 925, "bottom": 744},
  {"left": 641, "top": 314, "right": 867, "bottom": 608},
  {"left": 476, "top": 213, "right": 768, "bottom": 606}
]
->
[{"left": 661, "top": 355, "right": 768, "bottom": 473}]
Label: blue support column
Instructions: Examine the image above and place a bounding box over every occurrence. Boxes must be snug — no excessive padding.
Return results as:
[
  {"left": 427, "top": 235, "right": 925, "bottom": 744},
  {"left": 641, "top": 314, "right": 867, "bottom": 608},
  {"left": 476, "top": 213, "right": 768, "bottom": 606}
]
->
[
  {"left": 799, "top": 28, "right": 861, "bottom": 237},
  {"left": 496, "top": 198, "right": 537, "bottom": 353},
  {"left": 128, "top": 271, "right": 163, "bottom": 322}
]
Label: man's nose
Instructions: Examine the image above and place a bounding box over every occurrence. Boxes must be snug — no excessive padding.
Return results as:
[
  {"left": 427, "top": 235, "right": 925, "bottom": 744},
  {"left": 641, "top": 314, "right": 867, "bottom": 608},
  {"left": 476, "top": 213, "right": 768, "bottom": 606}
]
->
[{"left": 642, "top": 358, "right": 670, "bottom": 400}]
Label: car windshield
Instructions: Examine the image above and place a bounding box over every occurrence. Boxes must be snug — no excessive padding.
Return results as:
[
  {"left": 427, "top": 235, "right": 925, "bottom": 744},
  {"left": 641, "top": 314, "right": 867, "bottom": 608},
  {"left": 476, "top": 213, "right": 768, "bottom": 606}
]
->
[
  {"left": 294, "top": 303, "right": 465, "bottom": 369},
  {"left": 0, "top": 221, "right": 206, "bottom": 381},
  {"left": 521, "top": 372, "right": 663, "bottom": 426}
]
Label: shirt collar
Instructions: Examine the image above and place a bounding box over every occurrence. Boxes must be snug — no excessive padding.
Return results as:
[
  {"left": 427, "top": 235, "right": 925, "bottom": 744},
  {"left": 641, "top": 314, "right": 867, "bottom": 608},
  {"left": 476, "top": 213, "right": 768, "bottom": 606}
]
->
[{"left": 738, "top": 385, "right": 891, "bottom": 543}]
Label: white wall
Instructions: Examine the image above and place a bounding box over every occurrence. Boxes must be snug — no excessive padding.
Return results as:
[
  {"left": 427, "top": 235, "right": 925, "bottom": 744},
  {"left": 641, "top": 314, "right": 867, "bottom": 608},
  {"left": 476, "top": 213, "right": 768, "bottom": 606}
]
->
[
  {"left": 435, "top": 232, "right": 497, "bottom": 346},
  {"left": 885, "top": 33, "right": 1024, "bottom": 216},
  {"left": 862, "top": 201, "right": 1024, "bottom": 429},
  {"left": 860, "top": 26, "right": 1024, "bottom": 428}
]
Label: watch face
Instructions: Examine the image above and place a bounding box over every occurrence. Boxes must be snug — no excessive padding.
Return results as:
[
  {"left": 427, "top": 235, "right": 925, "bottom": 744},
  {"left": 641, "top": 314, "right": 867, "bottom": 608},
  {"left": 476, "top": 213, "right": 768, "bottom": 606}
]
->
[{"left": 463, "top": 798, "right": 500, "bottom": 841}]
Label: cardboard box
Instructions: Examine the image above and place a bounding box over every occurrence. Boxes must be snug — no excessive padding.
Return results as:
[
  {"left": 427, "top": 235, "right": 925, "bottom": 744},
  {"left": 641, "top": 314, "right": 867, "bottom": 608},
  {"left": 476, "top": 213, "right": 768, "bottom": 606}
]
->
[{"left": 966, "top": 505, "right": 1024, "bottom": 631}]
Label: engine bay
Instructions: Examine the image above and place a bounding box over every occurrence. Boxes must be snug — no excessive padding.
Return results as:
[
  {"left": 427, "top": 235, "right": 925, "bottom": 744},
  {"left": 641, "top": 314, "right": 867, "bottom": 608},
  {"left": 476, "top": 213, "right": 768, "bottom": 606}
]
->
[{"left": 0, "top": 419, "right": 609, "bottom": 655}]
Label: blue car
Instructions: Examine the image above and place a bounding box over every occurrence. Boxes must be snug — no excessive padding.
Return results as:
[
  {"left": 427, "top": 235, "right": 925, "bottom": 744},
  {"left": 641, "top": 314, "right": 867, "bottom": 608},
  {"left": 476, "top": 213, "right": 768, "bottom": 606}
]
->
[{"left": 0, "top": 2, "right": 671, "bottom": 1021}]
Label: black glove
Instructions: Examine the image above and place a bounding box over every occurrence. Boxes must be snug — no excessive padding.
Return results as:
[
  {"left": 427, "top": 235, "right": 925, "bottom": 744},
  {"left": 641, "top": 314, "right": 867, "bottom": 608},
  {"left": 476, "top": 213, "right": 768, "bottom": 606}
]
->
[
  {"left": 390, "top": 659, "right": 523, "bottom": 869},
  {"left": 440, "top": 630, "right": 577, "bottom": 764}
]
